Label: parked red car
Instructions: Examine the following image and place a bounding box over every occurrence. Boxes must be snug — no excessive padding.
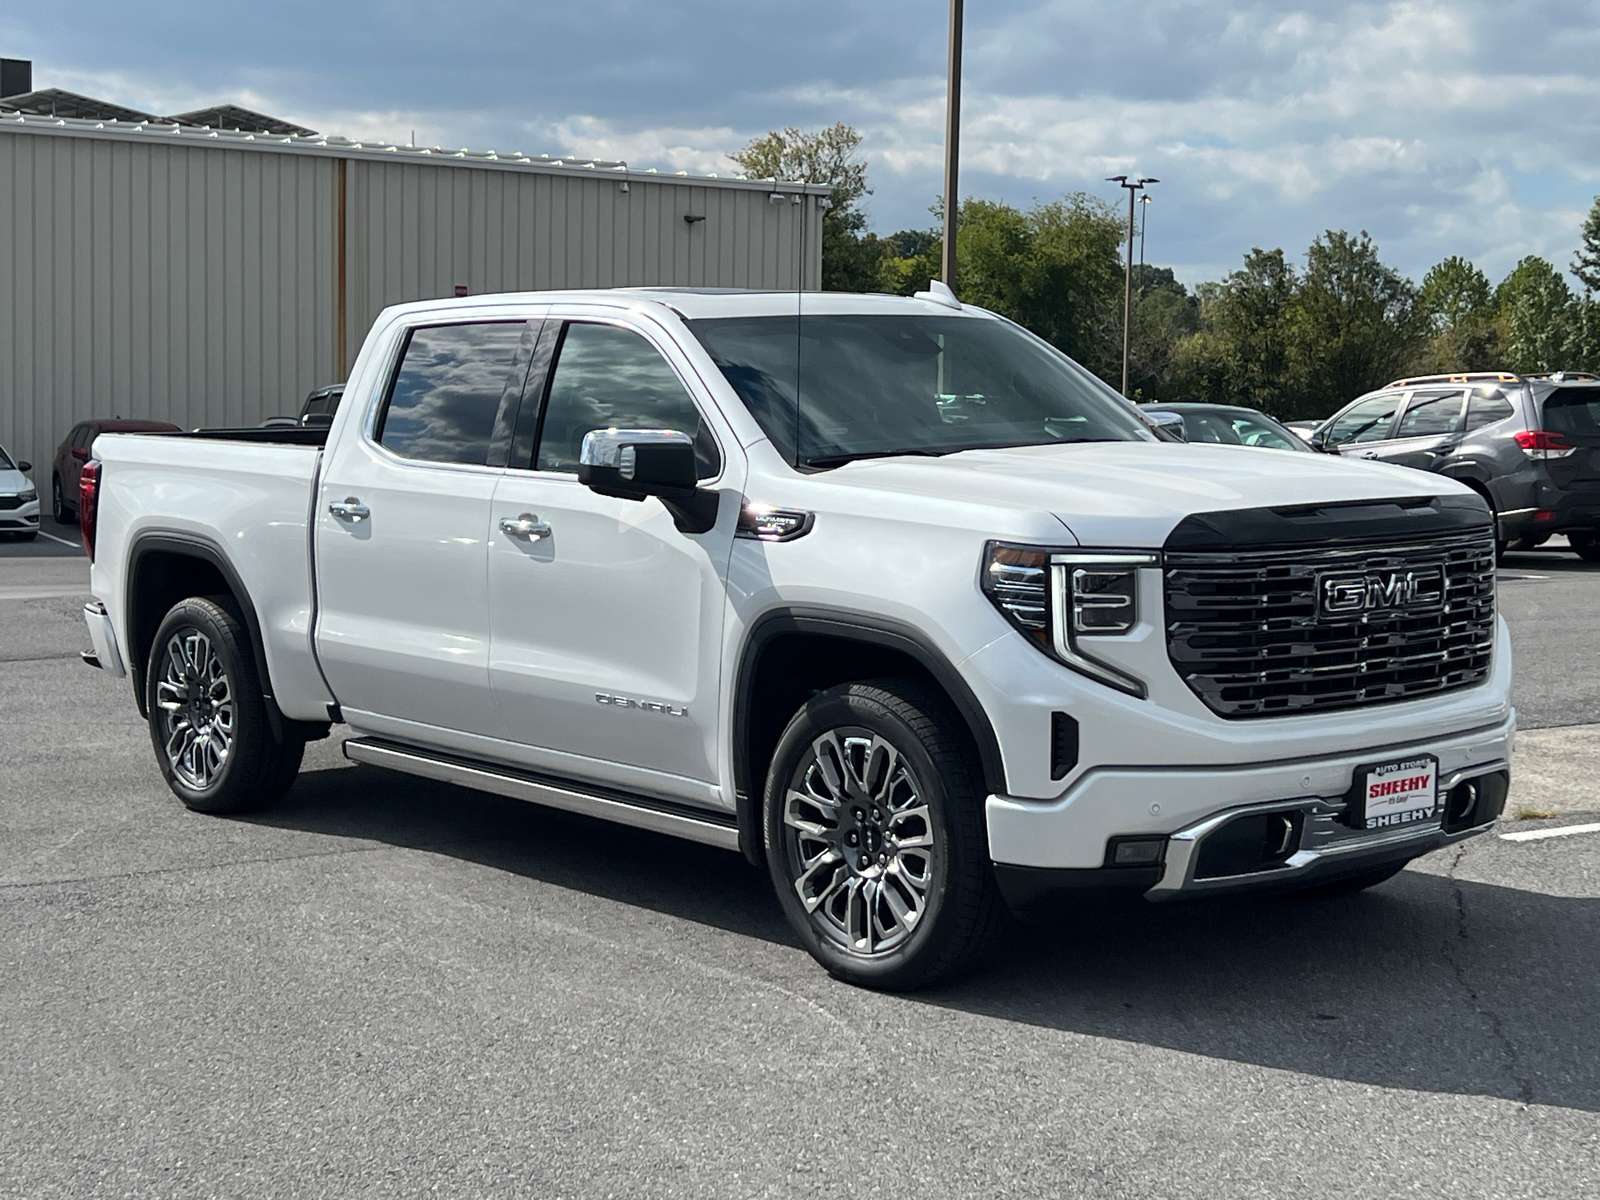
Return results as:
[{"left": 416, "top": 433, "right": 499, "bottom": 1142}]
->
[{"left": 52, "top": 419, "right": 180, "bottom": 520}]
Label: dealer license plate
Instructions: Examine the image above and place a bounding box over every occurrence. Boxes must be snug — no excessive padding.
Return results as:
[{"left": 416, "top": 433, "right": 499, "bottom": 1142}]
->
[{"left": 1354, "top": 755, "right": 1440, "bottom": 830}]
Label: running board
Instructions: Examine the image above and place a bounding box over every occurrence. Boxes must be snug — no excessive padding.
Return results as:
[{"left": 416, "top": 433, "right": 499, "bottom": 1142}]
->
[{"left": 341, "top": 738, "right": 741, "bottom": 851}]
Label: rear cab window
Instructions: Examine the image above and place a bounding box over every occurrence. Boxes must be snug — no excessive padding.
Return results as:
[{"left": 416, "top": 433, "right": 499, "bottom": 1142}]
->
[{"left": 375, "top": 323, "right": 535, "bottom": 466}]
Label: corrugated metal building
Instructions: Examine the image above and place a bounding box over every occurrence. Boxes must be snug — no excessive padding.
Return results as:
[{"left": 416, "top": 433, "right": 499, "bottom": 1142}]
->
[{"left": 0, "top": 112, "right": 825, "bottom": 485}]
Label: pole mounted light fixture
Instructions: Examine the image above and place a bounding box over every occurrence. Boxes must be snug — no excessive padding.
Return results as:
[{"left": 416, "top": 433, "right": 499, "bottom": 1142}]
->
[{"left": 1107, "top": 175, "right": 1159, "bottom": 398}]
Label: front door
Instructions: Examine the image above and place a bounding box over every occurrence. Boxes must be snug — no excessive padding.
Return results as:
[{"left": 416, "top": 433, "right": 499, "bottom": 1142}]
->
[
  {"left": 315, "top": 318, "right": 539, "bottom": 741},
  {"left": 486, "top": 316, "right": 741, "bottom": 802},
  {"left": 1324, "top": 390, "right": 1405, "bottom": 460}
]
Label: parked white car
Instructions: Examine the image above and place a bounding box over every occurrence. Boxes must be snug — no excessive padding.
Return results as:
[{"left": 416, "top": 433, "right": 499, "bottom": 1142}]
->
[
  {"left": 0, "top": 443, "right": 40, "bottom": 541},
  {"left": 78, "top": 287, "right": 1514, "bottom": 988}
]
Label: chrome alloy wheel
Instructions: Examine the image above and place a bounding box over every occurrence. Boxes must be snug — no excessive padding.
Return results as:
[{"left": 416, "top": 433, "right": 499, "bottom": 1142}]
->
[
  {"left": 781, "top": 728, "right": 937, "bottom": 956},
  {"left": 154, "top": 630, "right": 236, "bottom": 790}
]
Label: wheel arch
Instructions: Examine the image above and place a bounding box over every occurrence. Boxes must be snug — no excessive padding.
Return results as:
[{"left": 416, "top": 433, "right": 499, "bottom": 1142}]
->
[
  {"left": 731, "top": 608, "right": 1007, "bottom": 867},
  {"left": 125, "top": 532, "right": 287, "bottom": 741}
]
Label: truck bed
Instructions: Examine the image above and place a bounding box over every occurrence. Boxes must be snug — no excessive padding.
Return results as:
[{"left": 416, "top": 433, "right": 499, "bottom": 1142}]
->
[{"left": 88, "top": 431, "right": 334, "bottom": 721}]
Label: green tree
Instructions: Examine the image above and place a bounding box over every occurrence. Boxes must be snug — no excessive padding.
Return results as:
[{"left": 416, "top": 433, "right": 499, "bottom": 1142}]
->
[
  {"left": 1128, "top": 267, "right": 1200, "bottom": 400},
  {"left": 1571, "top": 195, "right": 1600, "bottom": 294},
  {"left": 1173, "top": 248, "right": 1299, "bottom": 416},
  {"left": 875, "top": 194, "right": 1125, "bottom": 378},
  {"left": 730, "top": 123, "right": 883, "bottom": 292},
  {"left": 1287, "top": 230, "right": 1423, "bottom": 416},
  {"left": 1494, "top": 255, "right": 1573, "bottom": 371},
  {"left": 1415, "top": 256, "right": 1500, "bottom": 372}
]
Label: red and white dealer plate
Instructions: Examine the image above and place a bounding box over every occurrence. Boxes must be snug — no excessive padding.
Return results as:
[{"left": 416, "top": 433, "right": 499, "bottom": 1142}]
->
[{"left": 1355, "top": 755, "right": 1441, "bottom": 830}]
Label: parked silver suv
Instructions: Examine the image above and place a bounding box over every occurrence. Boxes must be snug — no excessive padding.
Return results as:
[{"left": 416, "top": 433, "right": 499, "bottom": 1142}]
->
[{"left": 1312, "top": 371, "right": 1600, "bottom": 559}]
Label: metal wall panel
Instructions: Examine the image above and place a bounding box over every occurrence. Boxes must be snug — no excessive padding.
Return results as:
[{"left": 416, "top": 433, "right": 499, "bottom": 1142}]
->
[
  {"left": 0, "top": 130, "right": 337, "bottom": 493},
  {"left": 341, "top": 160, "right": 821, "bottom": 369},
  {"left": 0, "top": 121, "right": 822, "bottom": 500}
]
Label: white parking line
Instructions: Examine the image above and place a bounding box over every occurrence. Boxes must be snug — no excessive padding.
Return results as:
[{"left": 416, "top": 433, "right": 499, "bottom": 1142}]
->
[
  {"left": 1500, "top": 822, "right": 1600, "bottom": 843},
  {"left": 34, "top": 530, "right": 79, "bottom": 548}
]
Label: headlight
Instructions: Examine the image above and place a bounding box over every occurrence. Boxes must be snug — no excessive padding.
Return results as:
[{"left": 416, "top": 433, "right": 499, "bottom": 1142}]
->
[
  {"left": 982, "top": 543, "right": 1157, "bottom": 696},
  {"left": 18, "top": 488, "right": 37, "bottom": 503}
]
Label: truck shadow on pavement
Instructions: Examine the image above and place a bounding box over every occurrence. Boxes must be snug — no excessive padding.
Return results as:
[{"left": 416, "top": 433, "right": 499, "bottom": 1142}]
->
[{"left": 260, "top": 761, "right": 1600, "bottom": 1114}]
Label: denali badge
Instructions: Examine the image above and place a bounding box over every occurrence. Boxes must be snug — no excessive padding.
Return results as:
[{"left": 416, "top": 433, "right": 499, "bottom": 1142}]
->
[
  {"left": 595, "top": 692, "right": 688, "bottom": 717},
  {"left": 1318, "top": 566, "right": 1445, "bottom": 616}
]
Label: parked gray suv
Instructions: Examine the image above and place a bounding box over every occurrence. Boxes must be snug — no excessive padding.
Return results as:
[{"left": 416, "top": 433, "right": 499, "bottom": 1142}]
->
[{"left": 1312, "top": 371, "right": 1600, "bottom": 559}]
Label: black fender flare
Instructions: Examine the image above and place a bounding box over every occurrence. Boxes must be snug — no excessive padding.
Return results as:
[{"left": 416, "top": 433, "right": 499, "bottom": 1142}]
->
[
  {"left": 125, "top": 531, "right": 288, "bottom": 742},
  {"left": 731, "top": 606, "right": 1008, "bottom": 865}
]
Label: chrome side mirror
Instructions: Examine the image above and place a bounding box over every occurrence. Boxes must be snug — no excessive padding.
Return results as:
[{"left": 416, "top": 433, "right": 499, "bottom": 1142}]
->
[{"left": 578, "top": 428, "right": 717, "bottom": 534}]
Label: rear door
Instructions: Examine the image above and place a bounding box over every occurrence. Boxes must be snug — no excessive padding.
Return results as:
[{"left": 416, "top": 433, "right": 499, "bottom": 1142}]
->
[
  {"left": 1368, "top": 388, "right": 1466, "bottom": 471},
  {"left": 314, "top": 317, "right": 541, "bottom": 742},
  {"left": 485, "top": 312, "right": 742, "bottom": 801}
]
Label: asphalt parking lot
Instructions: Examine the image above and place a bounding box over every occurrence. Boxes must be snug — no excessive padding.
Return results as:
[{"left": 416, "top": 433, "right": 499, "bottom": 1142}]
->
[{"left": 2, "top": 524, "right": 1597, "bottom": 1198}]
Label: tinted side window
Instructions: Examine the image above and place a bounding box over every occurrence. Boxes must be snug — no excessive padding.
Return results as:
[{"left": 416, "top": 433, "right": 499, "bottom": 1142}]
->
[
  {"left": 534, "top": 322, "right": 719, "bottom": 477},
  {"left": 1395, "top": 390, "right": 1465, "bottom": 437},
  {"left": 1323, "top": 393, "right": 1402, "bottom": 446},
  {"left": 376, "top": 323, "right": 529, "bottom": 465},
  {"left": 1465, "top": 393, "right": 1514, "bottom": 431},
  {"left": 70, "top": 425, "right": 91, "bottom": 449}
]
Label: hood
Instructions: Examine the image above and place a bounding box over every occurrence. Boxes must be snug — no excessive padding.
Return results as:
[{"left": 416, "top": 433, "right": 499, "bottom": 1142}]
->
[
  {"left": 0, "top": 466, "right": 29, "bottom": 495},
  {"left": 817, "top": 441, "right": 1464, "bottom": 547}
]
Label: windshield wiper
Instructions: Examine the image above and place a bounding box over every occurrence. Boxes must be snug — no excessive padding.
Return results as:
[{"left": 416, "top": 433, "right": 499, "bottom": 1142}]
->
[{"left": 802, "top": 449, "right": 956, "bottom": 470}]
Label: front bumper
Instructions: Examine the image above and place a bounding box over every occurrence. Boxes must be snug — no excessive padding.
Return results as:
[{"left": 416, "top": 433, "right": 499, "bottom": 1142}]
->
[
  {"left": 0, "top": 497, "right": 39, "bottom": 531},
  {"left": 985, "top": 710, "right": 1514, "bottom": 904}
]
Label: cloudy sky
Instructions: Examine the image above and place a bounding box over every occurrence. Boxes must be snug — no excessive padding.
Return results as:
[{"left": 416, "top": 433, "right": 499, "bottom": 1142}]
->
[{"left": 5, "top": 1, "right": 1597, "bottom": 288}]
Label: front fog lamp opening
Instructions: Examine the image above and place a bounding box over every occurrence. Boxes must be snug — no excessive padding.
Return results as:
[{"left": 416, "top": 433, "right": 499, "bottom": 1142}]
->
[{"left": 1109, "top": 837, "right": 1167, "bottom": 867}]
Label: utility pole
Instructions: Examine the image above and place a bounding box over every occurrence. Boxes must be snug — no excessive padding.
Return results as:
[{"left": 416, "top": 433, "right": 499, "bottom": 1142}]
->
[
  {"left": 1107, "top": 175, "right": 1158, "bottom": 397},
  {"left": 942, "top": 0, "right": 964, "bottom": 294}
]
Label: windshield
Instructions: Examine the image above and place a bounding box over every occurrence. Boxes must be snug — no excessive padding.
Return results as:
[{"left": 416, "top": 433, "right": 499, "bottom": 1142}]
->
[
  {"left": 688, "top": 313, "right": 1151, "bottom": 466},
  {"left": 1181, "top": 409, "right": 1307, "bottom": 451},
  {"left": 0, "top": 445, "right": 13, "bottom": 470}
]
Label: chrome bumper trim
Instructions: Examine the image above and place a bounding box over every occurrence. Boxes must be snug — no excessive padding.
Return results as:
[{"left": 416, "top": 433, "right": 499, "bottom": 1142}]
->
[
  {"left": 82, "top": 601, "right": 126, "bottom": 678},
  {"left": 1148, "top": 759, "right": 1509, "bottom": 898},
  {"left": 342, "top": 738, "right": 741, "bottom": 852}
]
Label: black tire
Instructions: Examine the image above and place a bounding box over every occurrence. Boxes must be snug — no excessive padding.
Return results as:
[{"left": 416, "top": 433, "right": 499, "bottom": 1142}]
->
[
  {"left": 1570, "top": 532, "right": 1600, "bottom": 563},
  {"left": 1299, "top": 860, "right": 1409, "bottom": 898},
  {"left": 51, "top": 474, "right": 70, "bottom": 523},
  {"left": 145, "top": 596, "right": 303, "bottom": 815},
  {"left": 762, "top": 678, "right": 1006, "bottom": 990}
]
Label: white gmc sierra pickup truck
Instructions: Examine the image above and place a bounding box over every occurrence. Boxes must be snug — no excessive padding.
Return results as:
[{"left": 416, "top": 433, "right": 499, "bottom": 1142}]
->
[{"left": 80, "top": 286, "right": 1514, "bottom": 988}]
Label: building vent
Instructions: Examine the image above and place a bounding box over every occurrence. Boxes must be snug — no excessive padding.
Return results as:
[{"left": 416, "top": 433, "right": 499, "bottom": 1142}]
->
[{"left": 0, "top": 58, "right": 31, "bottom": 100}]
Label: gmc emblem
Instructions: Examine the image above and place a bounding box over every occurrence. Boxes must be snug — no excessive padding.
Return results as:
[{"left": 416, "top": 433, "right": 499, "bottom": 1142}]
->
[{"left": 1319, "top": 567, "right": 1445, "bottom": 616}]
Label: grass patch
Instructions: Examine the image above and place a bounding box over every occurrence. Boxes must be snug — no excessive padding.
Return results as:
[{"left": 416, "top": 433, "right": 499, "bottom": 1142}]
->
[{"left": 1515, "top": 807, "right": 1559, "bottom": 821}]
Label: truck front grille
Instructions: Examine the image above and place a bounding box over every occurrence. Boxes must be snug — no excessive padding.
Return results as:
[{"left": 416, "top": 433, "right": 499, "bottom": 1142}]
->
[{"left": 1165, "top": 529, "right": 1496, "bottom": 718}]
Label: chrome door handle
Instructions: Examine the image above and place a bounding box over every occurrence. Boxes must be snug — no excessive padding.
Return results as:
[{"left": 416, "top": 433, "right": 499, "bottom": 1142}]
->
[
  {"left": 500, "top": 513, "right": 552, "bottom": 540},
  {"left": 329, "top": 497, "right": 370, "bottom": 521}
]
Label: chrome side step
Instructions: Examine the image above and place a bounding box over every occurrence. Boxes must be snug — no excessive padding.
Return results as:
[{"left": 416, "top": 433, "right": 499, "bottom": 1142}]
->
[{"left": 341, "top": 737, "right": 741, "bottom": 851}]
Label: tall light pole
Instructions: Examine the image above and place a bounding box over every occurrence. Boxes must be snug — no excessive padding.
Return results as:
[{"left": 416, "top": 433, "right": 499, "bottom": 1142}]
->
[
  {"left": 942, "top": 0, "right": 964, "bottom": 293},
  {"left": 1107, "top": 175, "right": 1158, "bottom": 397}
]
